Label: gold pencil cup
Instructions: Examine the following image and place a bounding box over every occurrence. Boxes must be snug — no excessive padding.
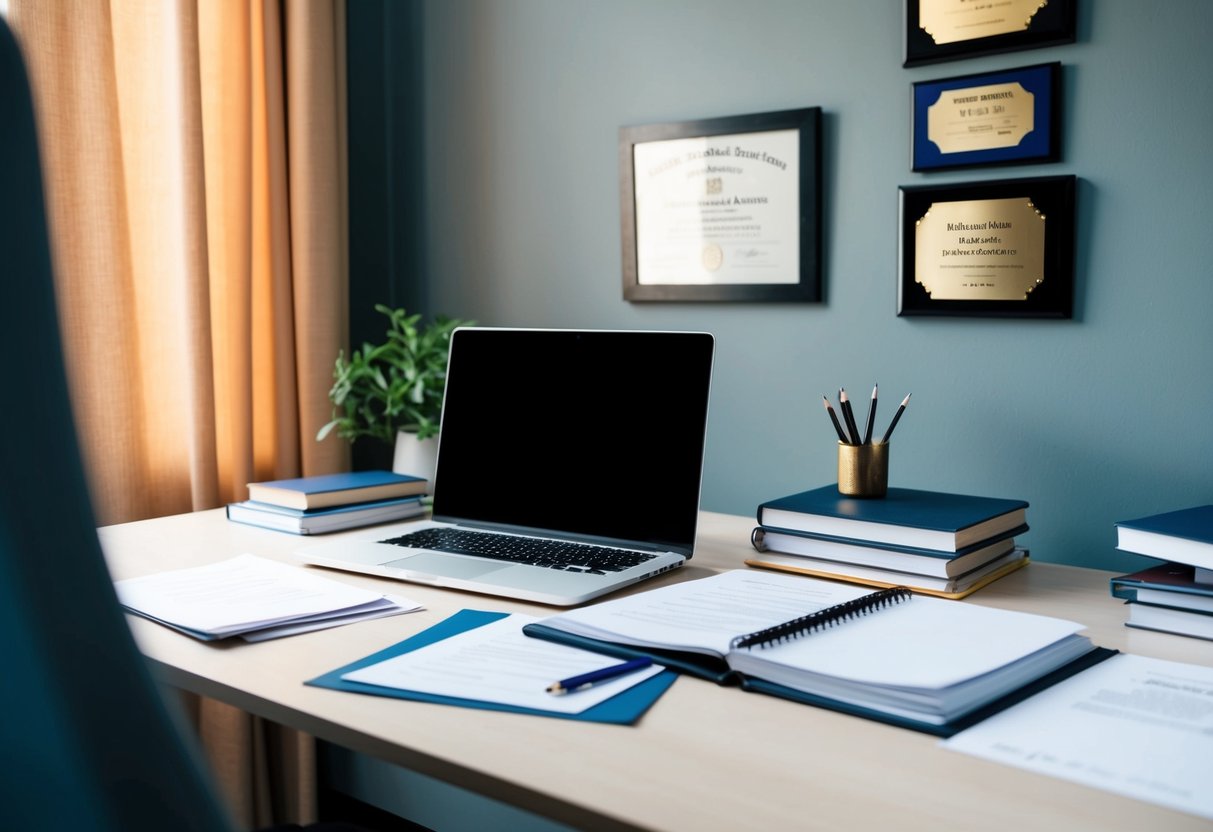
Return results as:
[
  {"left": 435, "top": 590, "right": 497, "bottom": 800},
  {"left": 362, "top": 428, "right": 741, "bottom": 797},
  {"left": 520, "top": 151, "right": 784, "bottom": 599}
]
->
[{"left": 837, "top": 442, "right": 889, "bottom": 498}]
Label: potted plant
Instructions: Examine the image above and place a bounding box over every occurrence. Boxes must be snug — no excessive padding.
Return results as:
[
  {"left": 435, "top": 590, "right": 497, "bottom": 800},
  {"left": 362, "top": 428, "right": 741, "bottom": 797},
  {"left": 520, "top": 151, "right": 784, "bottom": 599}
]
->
[{"left": 317, "top": 304, "right": 475, "bottom": 483}]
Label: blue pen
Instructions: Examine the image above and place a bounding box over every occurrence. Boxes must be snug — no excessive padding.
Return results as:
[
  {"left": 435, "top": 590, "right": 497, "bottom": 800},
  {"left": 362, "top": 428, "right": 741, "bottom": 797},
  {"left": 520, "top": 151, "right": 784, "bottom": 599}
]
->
[{"left": 545, "top": 657, "right": 653, "bottom": 695}]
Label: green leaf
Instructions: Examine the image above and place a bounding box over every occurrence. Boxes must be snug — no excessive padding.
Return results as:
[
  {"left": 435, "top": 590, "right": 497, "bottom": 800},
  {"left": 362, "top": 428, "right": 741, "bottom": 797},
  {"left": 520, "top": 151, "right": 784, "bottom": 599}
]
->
[{"left": 315, "top": 304, "right": 475, "bottom": 449}]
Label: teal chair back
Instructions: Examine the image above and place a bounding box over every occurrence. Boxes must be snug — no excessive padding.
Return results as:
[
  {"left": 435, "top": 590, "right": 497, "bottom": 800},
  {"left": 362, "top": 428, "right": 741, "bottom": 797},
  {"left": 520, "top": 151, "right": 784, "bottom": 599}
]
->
[{"left": 0, "top": 18, "right": 235, "bottom": 832}]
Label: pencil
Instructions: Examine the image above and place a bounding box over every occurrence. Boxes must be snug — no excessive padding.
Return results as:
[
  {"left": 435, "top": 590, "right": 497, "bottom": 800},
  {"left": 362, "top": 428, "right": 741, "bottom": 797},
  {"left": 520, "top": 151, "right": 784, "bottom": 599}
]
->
[
  {"left": 862, "top": 383, "right": 878, "bottom": 445},
  {"left": 822, "top": 395, "right": 849, "bottom": 443},
  {"left": 880, "top": 393, "right": 911, "bottom": 444},
  {"left": 839, "top": 388, "right": 862, "bottom": 446}
]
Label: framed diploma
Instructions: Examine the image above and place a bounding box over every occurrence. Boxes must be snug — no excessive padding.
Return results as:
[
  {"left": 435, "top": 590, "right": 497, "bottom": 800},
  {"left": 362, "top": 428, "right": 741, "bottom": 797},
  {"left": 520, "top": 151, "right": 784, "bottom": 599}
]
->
[
  {"left": 904, "top": 0, "right": 1076, "bottom": 68},
  {"left": 898, "top": 175, "right": 1075, "bottom": 318},
  {"left": 619, "top": 108, "right": 821, "bottom": 302},
  {"left": 912, "top": 63, "right": 1060, "bottom": 172}
]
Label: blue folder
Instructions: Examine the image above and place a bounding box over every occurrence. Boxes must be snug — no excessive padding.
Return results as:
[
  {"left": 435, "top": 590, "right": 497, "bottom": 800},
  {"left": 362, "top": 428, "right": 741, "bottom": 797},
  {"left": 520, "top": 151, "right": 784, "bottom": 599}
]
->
[{"left": 306, "top": 609, "right": 678, "bottom": 724}]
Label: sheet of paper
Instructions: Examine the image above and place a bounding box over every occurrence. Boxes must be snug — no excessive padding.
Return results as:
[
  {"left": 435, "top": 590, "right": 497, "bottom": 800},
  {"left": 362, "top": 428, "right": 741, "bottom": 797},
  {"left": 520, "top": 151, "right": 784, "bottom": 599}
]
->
[
  {"left": 241, "top": 595, "right": 423, "bottom": 642},
  {"left": 114, "top": 553, "right": 416, "bottom": 635},
  {"left": 342, "top": 613, "right": 664, "bottom": 714},
  {"left": 942, "top": 653, "right": 1213, "bottom": 820}
]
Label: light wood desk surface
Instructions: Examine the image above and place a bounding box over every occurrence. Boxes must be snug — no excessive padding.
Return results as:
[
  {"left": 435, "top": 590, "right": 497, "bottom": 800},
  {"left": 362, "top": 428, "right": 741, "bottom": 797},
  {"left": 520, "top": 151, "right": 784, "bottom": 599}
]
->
[{"left": 100, "top": 509, "right": 1213, "bottom": 832}]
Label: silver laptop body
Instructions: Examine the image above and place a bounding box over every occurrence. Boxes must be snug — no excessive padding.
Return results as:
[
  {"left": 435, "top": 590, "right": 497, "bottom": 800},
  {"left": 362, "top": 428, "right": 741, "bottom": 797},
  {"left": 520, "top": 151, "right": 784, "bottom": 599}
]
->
[{"left": 296, "top": 327, "right": 714, "bottom": 606}]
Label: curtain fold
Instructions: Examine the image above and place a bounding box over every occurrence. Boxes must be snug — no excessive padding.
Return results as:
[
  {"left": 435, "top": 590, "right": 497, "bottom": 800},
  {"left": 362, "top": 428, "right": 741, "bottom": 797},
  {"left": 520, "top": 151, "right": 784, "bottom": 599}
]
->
[
  {"left": 9, "top": 0, "right": 348, "bottom": 526},
  {"left": 9, "top": 0, "right": 349, "bottom": 826}
]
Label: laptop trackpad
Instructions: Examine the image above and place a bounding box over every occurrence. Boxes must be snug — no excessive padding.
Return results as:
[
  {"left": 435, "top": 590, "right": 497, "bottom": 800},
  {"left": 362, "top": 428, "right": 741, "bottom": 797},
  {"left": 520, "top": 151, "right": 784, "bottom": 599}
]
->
[{"left": 384, "top": 552, "right": 507, "bottom": 580}]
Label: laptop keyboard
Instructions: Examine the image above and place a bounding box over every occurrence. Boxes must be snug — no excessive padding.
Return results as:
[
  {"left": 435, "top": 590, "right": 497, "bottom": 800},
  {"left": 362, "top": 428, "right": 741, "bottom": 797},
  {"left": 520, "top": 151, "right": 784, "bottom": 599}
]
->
[{"left": 378, "top": 528, "right": 659, "bottom": 574}]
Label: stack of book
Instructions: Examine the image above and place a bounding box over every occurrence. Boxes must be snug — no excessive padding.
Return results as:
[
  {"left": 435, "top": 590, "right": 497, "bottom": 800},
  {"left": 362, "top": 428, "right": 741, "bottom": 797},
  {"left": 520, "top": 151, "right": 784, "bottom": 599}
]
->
[
  {"left": 226, "top": 469, "right": 429, "bottom": 534},
  {"left": 1111, "top": 505, "right": 1213, "bottom": 640},
  {"left": 748, "top": 485, "right": 1030, "bottom": 599}
]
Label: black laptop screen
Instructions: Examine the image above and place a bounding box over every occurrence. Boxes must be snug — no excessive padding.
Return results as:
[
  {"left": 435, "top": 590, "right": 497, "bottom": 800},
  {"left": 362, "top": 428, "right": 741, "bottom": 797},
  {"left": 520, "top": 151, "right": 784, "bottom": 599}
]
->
[{"left": 430, "top": 328, "right": 714, "bottom": 557}]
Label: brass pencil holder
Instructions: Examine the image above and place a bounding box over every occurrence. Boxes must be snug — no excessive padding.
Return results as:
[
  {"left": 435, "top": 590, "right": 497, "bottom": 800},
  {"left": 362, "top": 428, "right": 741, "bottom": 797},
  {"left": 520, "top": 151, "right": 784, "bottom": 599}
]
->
[{"left": 837, "top": 442, "right": 888, "bottom": 498}]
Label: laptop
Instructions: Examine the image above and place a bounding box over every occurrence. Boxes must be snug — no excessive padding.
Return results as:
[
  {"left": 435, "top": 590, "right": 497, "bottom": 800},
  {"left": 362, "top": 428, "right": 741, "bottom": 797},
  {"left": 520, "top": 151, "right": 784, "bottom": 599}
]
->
[{"left": 297, "top": 327, "right": 715, "bottom": 606}]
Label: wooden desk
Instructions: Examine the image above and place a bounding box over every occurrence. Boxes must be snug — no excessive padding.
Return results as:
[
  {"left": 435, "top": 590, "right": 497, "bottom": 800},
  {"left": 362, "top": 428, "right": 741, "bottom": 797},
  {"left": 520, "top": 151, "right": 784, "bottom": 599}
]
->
[{"left": 100, "top": 510, "right": 1213, "bottom": 832}]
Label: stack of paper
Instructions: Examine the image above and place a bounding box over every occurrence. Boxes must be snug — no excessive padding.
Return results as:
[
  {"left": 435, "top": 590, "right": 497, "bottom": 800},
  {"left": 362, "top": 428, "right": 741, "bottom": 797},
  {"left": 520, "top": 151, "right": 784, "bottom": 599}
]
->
[{"left": 113, "top": 554, "right": 422, "bottom": 642}]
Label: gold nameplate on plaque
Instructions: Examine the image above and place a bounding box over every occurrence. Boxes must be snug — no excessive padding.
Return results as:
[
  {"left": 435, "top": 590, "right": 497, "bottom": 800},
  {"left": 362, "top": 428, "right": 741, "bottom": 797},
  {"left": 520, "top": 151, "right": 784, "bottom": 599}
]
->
[
  {"left": 919, "top": 0, "right": 1048, "bottom": 46},
  {"left": 914, "top": 197, "right": 1046, "bottom": 301},
  {"left": 927, "top": 82, "right": 1034, "bottom": 155}
]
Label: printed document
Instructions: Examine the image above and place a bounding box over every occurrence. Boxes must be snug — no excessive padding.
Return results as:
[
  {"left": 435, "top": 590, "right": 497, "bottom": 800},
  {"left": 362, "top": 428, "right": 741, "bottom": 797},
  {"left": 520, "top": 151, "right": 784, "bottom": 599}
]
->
[
  {"left": 342, "top": 613, "right": 664, "bottom": 714},
  {"left": 943, "top": 653, "right": 1213, "bottom": 820}
]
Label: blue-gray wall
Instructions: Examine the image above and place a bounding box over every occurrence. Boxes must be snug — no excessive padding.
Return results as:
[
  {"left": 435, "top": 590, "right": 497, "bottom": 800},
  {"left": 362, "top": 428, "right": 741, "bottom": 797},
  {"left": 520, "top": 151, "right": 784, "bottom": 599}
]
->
[{"left": 378, "top": 0, "right": 1213, "bottom": 572}]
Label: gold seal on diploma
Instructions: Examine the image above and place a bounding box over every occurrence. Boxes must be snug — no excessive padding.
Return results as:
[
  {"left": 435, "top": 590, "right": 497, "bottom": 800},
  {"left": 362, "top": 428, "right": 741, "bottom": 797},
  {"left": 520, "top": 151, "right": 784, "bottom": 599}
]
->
[
  {"left": 919, "top": 0, "right": 1048, "bottom": 46},
  {"left": 914, "top": 197, "right": 1046, "bottom": 301},
  {"left": 702, "top": 243, "right": 724, "bottom": 272}
]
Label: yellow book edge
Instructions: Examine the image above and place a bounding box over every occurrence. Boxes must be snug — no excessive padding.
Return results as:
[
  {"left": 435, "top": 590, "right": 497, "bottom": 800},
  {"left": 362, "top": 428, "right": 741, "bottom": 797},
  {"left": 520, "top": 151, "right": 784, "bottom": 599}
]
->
[{"left": 743, "top": 554, "right": 1030, "bottom": 600}]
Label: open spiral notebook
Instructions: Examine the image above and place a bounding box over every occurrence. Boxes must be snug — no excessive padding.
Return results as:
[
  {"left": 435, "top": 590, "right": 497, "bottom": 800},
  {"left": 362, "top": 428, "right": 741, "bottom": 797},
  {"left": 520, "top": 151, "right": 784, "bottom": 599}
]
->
[{"left": 523, "top": 569, "right": 1115, "bottom": 736}]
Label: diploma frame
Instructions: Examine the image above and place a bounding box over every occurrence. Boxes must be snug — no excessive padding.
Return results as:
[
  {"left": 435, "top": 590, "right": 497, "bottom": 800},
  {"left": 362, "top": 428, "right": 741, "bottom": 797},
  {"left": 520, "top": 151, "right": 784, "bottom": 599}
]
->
[
  {"left": 619, "top": 108, "right": 822, "bottom": 303},
  {"left": 912, "top": 62, "right": 1061, "bottom": 172},
  {"left": 898, "top": 175, "right": 1076, "bottom": 318},
  {"left": 904, "top": 0, "right": 1076, "bottom": 68}
]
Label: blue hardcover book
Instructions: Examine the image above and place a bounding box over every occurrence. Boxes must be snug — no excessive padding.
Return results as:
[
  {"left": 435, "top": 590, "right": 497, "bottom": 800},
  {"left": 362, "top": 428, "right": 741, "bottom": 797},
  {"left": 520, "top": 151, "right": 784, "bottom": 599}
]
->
[
  {"left": 226, "top": 495, "right": 427, "bottom": 535},
  {"left": 1115, "top": 505, "right": 1213, "bottom": 571},
  {"left": 751, "top": 524, "right": 1027, "bottom": 578},
  {"left": 246, "top": 469, "right": 427, "bottom": 510},
  {"left": 756, "top": 486, "right": 1028, "bottom": 552},
  {"left": 1110, "top": 563, "right": 1213, "bottom": 614}
]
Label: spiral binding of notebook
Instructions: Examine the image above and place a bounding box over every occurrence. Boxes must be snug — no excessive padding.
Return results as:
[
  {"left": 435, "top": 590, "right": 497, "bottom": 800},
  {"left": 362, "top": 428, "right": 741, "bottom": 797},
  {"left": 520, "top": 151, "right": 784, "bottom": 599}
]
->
[{"left": 729, "top": 586, "right": 913, "bottom": 650}]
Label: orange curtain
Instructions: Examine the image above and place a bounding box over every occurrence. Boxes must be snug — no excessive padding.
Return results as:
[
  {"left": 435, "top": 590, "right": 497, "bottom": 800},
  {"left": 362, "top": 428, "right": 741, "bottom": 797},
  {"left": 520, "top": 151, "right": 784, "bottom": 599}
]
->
[
  {"left": 9, "top": 0, "right": 348, "bottom": 527},
  {"left": 9, "top": 0, "right": 348, "bottom": 825}
]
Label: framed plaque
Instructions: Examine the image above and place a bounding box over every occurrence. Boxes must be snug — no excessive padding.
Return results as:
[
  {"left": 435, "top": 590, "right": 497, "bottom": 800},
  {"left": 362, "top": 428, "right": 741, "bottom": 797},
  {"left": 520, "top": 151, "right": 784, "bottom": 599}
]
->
[
  {"left": 904, "top": 0, "right": 1076, "bottom": 67},
  {"left": 912, "top": 62, "right": 1060, "bottom": 172},
  {"left": 620, "top": 108, "right": 821, "bottom": 302},
  {"left": 898, "top": 175, "right": 1076, "bottom": 318}
]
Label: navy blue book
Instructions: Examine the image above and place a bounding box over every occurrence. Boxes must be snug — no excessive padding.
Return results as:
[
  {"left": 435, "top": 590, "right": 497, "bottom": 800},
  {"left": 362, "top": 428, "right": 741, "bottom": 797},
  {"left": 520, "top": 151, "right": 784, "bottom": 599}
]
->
[
  {"left": 246, "top": 469, "right": 427, "bottom": 510},
  {"left": 1110, "top": 563, "right": 1213, "bottom": 615},
  {"left": 1115, "top": 505, "right": 1213, "bottom": 571},
  {"left": 751, "top": 523, "right": 1027, "bottom": 578},
  {"left": 226, "top": 495, "right": 427, "bottom": 535},
  {"left": 756, "top": 486, "right": 1028, "bottom": 552}
]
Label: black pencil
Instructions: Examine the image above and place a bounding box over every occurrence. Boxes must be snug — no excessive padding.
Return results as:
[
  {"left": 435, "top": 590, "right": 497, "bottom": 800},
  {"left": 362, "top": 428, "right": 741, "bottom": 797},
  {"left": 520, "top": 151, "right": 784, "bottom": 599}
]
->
[
  {"left": 862, "top": 383, "right": 877, "bottom": 445},
  {"left": 880, "top": 393, "right": 911, "bottom": 444},
  {"left": 822, "top": 395, "right": 849, "bottom": 443},
  {"left": 839, "top": 388, "right": 862, "bottom": 446}
]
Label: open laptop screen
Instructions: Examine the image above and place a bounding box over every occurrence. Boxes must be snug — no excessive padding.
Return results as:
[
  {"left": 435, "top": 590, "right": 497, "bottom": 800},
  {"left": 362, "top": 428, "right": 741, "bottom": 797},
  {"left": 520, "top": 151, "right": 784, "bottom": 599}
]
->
[{"left": 431, "top": 328, "right": 714, "bottom": 557}]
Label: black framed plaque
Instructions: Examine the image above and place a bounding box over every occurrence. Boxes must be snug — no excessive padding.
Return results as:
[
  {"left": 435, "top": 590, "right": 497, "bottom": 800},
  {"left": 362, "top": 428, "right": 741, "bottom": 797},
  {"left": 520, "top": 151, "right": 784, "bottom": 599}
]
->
[
  {"left": 898, "top": 175, "right": 1076, "bottom": 318},
  {"left": 912, "top": 62, "right": 1061, "bottom": 172},
  {"left": 904, "top": 0, "right": 1076, "bottom": 68},
  {"left": 620, "top": 107, "right": 821, "bottom": 302}
]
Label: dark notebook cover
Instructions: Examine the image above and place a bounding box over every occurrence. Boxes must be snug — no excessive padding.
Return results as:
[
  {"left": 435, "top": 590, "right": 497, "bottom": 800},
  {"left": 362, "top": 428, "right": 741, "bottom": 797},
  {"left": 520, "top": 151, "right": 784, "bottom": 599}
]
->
[
  {"left": 1116, "top": 505, "right": 1213, "bottom": 545},
  {"left": 522, "top": 621, "right": 1115, "bottom": 738},
  {"left": 1110, "top": 563, "right": 1213, "bottom": 602},
  {"left": 757, "top": 486, "right": 1027, "bottom": 552},
  {"left": 758, "top": 486, "right": 1028, "bottom": 532}
]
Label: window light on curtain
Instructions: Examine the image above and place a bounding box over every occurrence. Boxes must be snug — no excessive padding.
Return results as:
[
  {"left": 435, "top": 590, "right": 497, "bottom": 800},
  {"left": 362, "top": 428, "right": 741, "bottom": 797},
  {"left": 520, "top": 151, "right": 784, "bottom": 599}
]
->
[{"left": 7, "top": 0, "right": 350, "bottom": 826}]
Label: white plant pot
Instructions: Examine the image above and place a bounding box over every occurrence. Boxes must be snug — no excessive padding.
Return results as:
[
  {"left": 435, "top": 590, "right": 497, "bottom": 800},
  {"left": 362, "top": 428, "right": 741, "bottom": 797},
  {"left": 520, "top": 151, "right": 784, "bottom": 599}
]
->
[{"left": 392, "top": 430, "right": 439, "bottom": 493}]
